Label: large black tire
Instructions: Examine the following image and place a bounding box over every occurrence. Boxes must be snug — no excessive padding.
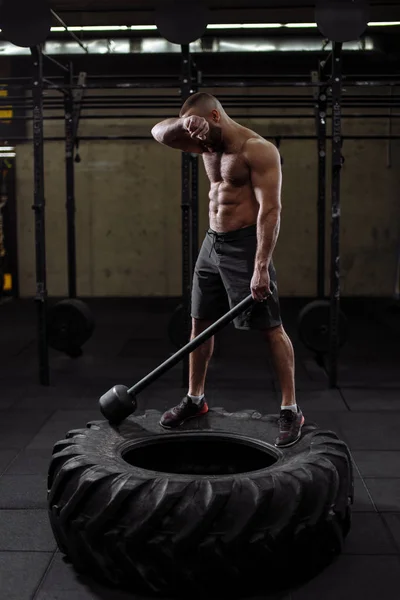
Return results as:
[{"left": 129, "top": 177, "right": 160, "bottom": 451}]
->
[{"left": 48, "top": 409, "right": 353, "bottom": 598}]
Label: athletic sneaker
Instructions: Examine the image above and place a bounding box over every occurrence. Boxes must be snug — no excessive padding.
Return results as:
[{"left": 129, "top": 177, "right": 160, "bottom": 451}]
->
[
  {"left": 160, "top": 396, "right": 209, "bottom": 429},
  {"left": 275, "top": 406, "right": 305, "bottom": 448}
]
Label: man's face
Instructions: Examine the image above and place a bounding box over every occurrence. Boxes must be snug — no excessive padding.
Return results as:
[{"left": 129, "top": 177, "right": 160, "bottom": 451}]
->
[
  {"left": 205, "top": 116, "right": 223, "bottom": 151},
  {"left": 186, "top": 107, "right": 223, "bottom": 152}
]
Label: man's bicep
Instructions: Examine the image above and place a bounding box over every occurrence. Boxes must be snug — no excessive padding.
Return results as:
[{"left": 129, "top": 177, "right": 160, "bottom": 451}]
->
[{"left": 249, "top": 143, "right": 282, "bottom": 210}]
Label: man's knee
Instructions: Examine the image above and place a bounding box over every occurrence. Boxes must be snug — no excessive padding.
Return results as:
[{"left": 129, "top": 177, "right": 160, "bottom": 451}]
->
[
  {"left": 262, "top": 324, "right": 284, "bottom": 340},
  {"left": 192, "top": 317, "right": 215, "bottom": 337}
]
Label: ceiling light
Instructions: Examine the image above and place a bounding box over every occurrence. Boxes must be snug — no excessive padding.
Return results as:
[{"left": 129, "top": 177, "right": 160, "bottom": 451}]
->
[
  {"left": 45, "top": 21, "right": 400, "bottom": 34},
  {"left": 130, "top": 25, "right": 157, "bottom": 30},
  {"left": 51, "top": 25, "right": 157, "bottom": 32},
  {"left": 285, "top": 23, "right": 318, "bottom": 28},
  {"left": 51, "top": 25, "right": 130, "bottom": 32},
  {"left": 82, "top": 25, "right": 129, "bottom": 31},
  {"left": 368, "top": 21, "right": 400, "bottom": 26},
  {"left": 207, "top": 23, "right": 282, "bottom": 29}
]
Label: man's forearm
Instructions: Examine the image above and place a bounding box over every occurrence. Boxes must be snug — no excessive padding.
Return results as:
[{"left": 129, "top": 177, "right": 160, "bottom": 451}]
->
[
  {"left": 255, "top": 208, "right": 281, "bottom": 269},
  {"left": 151, "top": 118, "right": 184, "bottom": 144}
]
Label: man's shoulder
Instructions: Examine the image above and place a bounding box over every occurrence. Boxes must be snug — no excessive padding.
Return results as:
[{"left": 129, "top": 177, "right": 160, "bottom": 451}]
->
[
  {"left": 242, "top": 136, "right": 280, "bottom": 165},
  {"left": 244, "top": 136, "right": 277, "bottom": 152}
]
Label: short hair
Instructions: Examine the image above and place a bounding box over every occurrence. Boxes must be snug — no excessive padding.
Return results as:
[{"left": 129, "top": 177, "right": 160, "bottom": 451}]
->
[{"left": 179, "top": 92, "right": 223, "bottom": 117}]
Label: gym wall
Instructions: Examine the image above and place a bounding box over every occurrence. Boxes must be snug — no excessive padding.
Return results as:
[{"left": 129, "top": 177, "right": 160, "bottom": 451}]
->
[{"left": 15, "top": 88, "right": 400, "bottom": 298}]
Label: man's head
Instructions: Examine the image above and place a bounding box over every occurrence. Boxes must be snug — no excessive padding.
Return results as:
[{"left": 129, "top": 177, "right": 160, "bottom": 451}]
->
[{"left": 180, "top": 92, "right": 225, "bottom": 149}]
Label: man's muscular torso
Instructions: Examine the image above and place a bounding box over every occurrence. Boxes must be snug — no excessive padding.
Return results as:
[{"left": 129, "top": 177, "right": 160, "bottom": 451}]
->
[
  {"left": 152, "top": 102, "right": 282, "bottom": 300},
  {"left": 201, "top": 129, "right": 267, "bottom": 233},
  {"left": 151, "top": 111, "right": 280, "bottom": 237}
]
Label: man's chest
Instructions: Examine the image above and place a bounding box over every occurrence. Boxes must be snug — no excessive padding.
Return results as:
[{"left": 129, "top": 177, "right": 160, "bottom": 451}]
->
[{"left": 203, "top": 153, "right": 249, "bottom": 186}]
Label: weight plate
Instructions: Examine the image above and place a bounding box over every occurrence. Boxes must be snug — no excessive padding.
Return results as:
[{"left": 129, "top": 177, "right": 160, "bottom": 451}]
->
[
  {"left": 48, "top": 299, "right": 95, "bottom": 355},
  {"left": 0, "top": 0, "right": 52, "bottom": 48},
  {"left": 315, "top": 0, "right": 369, "bottom": 43},
  {"left": 155, "top": 0, "right": 209, "bottom": 45},
  {"left": 298, "top": 300, "right": 348, "bottom": 354}
]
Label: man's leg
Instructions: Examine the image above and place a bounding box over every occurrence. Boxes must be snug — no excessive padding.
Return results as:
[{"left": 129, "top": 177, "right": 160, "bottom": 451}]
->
[
  {"left": 189, "top": 318, "right": 215, "bottom": 396},
  {"left": 262, "top": 324, "right": 304, "bottom": 448},
  {"left": 160, "top": 230, "right": 226, "bottom": 429},
  {"left": 262, "top": 324, "right": 295, "bottom": 407},
  {"left": 212, "top": 226, "right": 304, "bottom": 446},
  {"left": 159, "top": 319, "right": 214, "bottom": 429}
]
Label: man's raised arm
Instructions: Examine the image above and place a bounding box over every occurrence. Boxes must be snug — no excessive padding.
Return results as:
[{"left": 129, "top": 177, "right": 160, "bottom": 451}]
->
[{"left": 151, "top": 116, "right": 208, "bottom": 153}]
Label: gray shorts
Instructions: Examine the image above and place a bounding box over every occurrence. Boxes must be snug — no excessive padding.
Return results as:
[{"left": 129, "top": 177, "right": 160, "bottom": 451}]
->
[{"left": 191, "top": 224, "right": 282, "bottom": 330}]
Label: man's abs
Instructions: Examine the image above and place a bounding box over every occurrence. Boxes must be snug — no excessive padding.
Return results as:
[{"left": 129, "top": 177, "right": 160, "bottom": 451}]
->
[
  {"left": 208, "top": 183, "right": 258, "bottom": 233},
  {"left": 203, "top": 150, "right": 258, "bottom": 233}
]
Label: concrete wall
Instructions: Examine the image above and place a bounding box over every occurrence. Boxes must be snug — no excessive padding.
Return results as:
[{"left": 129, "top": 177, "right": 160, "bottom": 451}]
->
[{"left": 15, "top": 89, "right": 400, "bottom": 298}]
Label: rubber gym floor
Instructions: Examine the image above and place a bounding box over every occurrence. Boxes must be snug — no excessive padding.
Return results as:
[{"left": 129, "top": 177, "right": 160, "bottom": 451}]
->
[{"left": 0, "top": 296, "right": 399, "bottom": 600}]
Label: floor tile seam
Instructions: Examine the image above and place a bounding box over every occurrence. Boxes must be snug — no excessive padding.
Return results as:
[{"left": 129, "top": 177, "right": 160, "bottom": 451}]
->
[
  {"left": 342, "top": 387, "right": 400, "bottom": 391},
  {"left": 352, "top": 450, "right": 400, "bottom": 453},
  {"left": 338, "top": 410, "right": 400, "bottom": 414},
  {"left": 348, "top": 449, "right": 363, "bottom": 481},
  {"left": 348, "top": 447, "right": 400, "bottom": 451},
  {"left": 342, "top": 551, "right": 400, "bottom": 555},
  {"left": 0, "top": 506, "right": 48, "bottom": 509},
  {"left": 0, "top": 508, "right": 47, "bottom": 511},
  {"left": 353, "top": 477, "right": 400, "bottom": 480},
  {"left": 0, "top": 550, "right": 55, "bottom": 554},
  {"left": 338, "top": 387, "right": 352, "bottom": 411},
  {"left": 379, "top": 513, "right": 400, "bottom": 554},
  {"left": 31, "top": 548, "right": 58, "bottom": 600},
  {"left": 362, "top": 476, "right": 400, "bottom": 480},
  {"left": 0, "top": 456, "right": 22, "bottom": 478},
  {"left": 353, "top": 509, "right": 388, "bottom": 513},
  {"left": 354, "top": 476, "right": 379, "bottom": 513},
  {"left": 0, "top": 446, "right": 31, "bottom": 476},
  {"left": 0, "top": 409, "right": 58, "bottom": 445}
]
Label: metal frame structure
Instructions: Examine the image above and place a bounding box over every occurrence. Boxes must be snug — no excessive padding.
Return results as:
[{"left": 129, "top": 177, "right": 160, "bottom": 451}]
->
[
  {"left": 329, "top": 42, "right": 344, "bottom": 388},
  {"left": 31, "top": 46, "right": 49, "bottom": 385},
  {"left": 4, "top": 47, "right": 400, "bottom": 385},
  {"left": 180, "top": 44, "right": 192, "bottom": 386},
  {"left": 0, "top": 156, "right": 18, "bottom": 299},
  {"left": 64, "top": 68, "right": 86, "bottom": 299},
  {"left": 29, "top": 45, "right": 85, "bottom": 384},
  {"left": 312, "top": 49, "right": 342, "bottom": 386},
  {"left": 180, "top": 44, "right": 199, "bottom": 386},
  {"left": 312, "top": 62, "right": 328, "bottom": 300},
  {"left": 64, "top": 62, "right": 77, "bottom": 300},
  {"left": 309, "top": 44, "right": 345, "bottom": 387}
]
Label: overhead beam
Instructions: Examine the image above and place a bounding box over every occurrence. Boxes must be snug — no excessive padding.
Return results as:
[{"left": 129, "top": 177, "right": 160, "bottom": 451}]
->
[
  {"left": 8, "top": 48, "right": 400, "bottom": 82},
  {"left": 54, "top": 5, "right": 400, "bottom": 27},
  {"left": 53, "top": 9, "right": 315, "bottom": 27}
]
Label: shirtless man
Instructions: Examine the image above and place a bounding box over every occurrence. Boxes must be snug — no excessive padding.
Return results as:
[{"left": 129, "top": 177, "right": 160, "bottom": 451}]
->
[{"left": 151, "top": 92, "right": 304, "bottom": 448}]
